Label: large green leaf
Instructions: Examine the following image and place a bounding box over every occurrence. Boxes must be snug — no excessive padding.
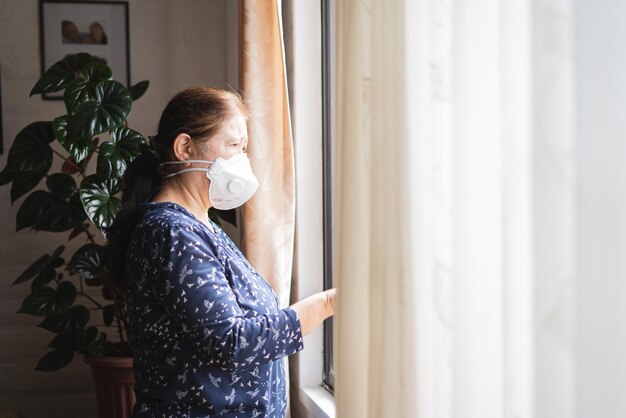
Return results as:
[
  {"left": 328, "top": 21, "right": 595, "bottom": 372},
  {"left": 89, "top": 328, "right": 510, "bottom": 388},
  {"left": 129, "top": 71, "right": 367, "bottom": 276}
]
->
[
  {"left": 102, "top": 304, "right": 117, "bottom": 327},
  {"left": 53, "top": 115, "right": 92, "bottom": 164},
  {"left": 12, "top": 254, "right": 48, "bottom": 285},
  {"left": 60, "top": 138, "right": 99, "bottom": 174},
  {"left": 16, "top": 191, "right": 53, "bottom": 231},
  {"left": 12, "top": 246, "right": 65, "bottom": 286},
  {"left": 48, "top": 331, "right": 84, "bottom": 352},
  {"left": 67, "top": 243, "right": 104, "bottom": 280},
  {"left": 64, "top": 78, "right": 92, "bottom": 114},
  {"left": 17, "top": 281, "right": 76, "bottom": 316},
  {"left": 0, "top": 168, "right": 13, "bottom": 186},
  {"left": 48, "top": 173, "right": 77, "bottom": 201},
  {"left": 82, "top": 328, "right": 109, "bottom": 356},
  {"left": 97, "top": 127, "right": 145, "bottom": 178},
  {"left": 30, "top": 53, "right": 94, "bottom": 96},
  {"left": 16, "top": 174, "right": 86, "bottom": 232},
  {"left": 83, "top": 326, "right": 98, "bottom": 346},
  {"left": 36, "top": 196, "right": 85, "bottom": 232},
  {"left": 66, "top": 80, "right": 132, "bottom": 140},
  {"left": 79, "top": 175, "right": 122, "bottom": 230},
  {"left": 40, "top": 175, "right": 86, "bottom": 231},
  {"left": 129, "top": 80, "right": 150, "bottom": 101},
  {"left": 0, "top": 122, "right": 54, "bottom": 202},
  {"left": 81, "top": 61, "right": 113, "bottom": 83},
  {"left": 35, "top": 350, "right": 74, "bottom": 372},
  {"left": 38, "top": 305, "right": 90, "bottom": 334},
  {"left": 64, "top": 62, "right": 112, "bottom": 114},
  {"left": 84, "top": 278, "right": 104, "bottom": 287},
  {"left": 30, "top": 268, "right": 57, "bottom": 292}
]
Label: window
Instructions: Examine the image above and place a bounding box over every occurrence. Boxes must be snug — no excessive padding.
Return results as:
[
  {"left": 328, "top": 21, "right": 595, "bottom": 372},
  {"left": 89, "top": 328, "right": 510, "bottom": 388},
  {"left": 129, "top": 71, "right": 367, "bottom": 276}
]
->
[
  {"left": 289, "top": 0, "right": 337, "bottom": 415},
  {"left": 321, "top": 0, "right": 335, "bottom": 393}
]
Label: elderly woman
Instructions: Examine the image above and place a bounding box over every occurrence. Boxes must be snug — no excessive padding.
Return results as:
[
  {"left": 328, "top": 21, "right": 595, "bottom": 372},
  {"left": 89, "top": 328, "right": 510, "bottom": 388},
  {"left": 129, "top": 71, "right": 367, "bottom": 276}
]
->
[{"left": 103, "top": 87, "right": 336, "bottom": 417}]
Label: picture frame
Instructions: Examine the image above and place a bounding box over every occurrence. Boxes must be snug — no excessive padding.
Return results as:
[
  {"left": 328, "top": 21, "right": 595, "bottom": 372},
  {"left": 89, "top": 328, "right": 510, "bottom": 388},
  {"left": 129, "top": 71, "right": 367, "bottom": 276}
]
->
[
  {"left": 39, "top": 0, "right": 130, "bottom": 100},
  {"left": 0, "top": 61, "right": 3, "bottom": 154}
]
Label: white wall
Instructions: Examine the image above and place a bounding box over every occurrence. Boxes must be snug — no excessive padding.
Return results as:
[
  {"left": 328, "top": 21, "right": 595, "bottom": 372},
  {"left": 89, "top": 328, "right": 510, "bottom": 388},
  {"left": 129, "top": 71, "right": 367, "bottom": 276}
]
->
[
  {"left": 0, "top": 1, "right": 235, "bottom": 416},
  {"left": 575, "top": 1, "right": 626, "bottom": 417}
]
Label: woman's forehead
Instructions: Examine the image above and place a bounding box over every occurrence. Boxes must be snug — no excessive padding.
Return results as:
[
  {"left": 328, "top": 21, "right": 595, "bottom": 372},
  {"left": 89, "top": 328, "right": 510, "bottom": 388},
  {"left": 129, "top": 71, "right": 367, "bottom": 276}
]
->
[{"left": 218, "top": 114, "right": 248, "bottom": 139}]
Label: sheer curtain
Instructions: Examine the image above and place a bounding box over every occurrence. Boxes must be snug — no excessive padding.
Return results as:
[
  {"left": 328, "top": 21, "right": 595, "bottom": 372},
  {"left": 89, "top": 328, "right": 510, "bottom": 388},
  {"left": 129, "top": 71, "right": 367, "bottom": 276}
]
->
[
  {"left": 238, "top": 0, "right": 295, "bottom": 309},
  {"left": 334, "top": 0, "right": 575, "bottom": 417}
]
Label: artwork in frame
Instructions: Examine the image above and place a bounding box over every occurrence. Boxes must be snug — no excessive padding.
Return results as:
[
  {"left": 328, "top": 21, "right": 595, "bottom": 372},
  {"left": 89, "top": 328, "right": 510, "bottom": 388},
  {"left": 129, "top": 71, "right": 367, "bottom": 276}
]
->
[
  {"left": 39, "top": 0, "right": 129, "bottom": 99},
  {"left": 0, "top": 61, "right": 3, "bottom": 154}
]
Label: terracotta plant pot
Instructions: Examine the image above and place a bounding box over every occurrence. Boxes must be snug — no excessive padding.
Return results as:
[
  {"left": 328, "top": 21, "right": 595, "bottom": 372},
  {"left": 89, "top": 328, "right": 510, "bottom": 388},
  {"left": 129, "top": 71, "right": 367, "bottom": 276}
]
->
[{"left": 84, "top": 355, "right": 136, "bottom": 418}]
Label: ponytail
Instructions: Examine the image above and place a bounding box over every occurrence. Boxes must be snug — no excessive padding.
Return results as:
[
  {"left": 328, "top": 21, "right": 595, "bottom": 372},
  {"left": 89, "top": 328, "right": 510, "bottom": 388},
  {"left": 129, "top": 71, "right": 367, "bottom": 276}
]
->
[{"left": 102, "top": 144, "right": 161, "bottom": 290}]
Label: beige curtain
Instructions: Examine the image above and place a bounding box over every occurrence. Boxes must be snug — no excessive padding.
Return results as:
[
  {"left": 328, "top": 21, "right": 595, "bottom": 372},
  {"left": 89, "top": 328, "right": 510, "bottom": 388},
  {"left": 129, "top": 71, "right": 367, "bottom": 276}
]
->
[
  {"left": 238, "top": 0, "right": 295, "bottom": 309},
  {"left": 336, "top": 0, "right": 575, "bottom": 417},
  {"left": 334, "top": 1, "right": 417, "bottom": 416}
]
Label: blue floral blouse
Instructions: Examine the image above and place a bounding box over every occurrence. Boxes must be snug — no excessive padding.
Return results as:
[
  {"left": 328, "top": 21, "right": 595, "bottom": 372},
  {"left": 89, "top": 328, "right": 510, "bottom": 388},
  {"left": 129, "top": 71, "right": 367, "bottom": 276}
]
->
[{"left": 125, "top": 202, "right": 304, "bottom": 418}]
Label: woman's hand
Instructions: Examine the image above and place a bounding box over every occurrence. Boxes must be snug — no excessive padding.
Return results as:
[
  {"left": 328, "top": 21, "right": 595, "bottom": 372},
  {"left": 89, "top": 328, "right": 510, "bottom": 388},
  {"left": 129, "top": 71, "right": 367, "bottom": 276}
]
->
[
  {"left": 291, "top": 288, "right": 337, "bottom": 336},
  {"left": 324, "top": 288, "right": 337, "bottom": 315}
]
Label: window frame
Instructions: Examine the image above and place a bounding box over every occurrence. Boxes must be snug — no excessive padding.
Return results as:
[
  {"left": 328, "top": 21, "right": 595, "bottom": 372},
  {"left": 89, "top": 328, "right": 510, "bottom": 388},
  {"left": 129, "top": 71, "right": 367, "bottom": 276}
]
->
[
  {"left": 321, "top": 0, "right": 335, "bottom": 393},
  {"left": 287, "top": 0, "right": 336, "bottom": 415}
]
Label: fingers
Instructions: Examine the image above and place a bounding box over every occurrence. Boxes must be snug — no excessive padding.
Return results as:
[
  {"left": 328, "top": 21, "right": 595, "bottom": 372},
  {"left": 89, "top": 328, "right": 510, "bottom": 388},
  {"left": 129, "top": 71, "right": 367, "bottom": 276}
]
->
[{"left": 325, "top": 288, "right": 337, "bottom": 315}]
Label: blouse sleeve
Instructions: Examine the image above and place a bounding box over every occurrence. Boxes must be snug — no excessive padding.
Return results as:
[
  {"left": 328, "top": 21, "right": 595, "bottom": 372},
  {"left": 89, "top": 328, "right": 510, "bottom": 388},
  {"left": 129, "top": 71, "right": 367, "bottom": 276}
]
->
[{"left": 151, "top": 224, "right": 303, "bottom": 372}]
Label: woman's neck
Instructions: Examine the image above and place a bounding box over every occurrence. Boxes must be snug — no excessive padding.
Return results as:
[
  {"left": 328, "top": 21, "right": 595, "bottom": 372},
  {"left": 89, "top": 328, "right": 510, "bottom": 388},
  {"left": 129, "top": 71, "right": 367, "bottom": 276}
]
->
[{"left": 152, "top": 182, "right": 214, "bottom": 229}]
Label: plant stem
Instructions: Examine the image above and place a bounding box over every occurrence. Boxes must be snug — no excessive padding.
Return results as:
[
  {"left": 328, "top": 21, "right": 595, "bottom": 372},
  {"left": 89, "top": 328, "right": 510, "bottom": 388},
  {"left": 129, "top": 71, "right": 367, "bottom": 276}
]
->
[
  {"left": 52, "top": 149, "right": 84, "bottom": 173},
  {"left": 83, "top": 225, "right": 97, "bottom": 245},
  {"left": 79, "top": 291, "right": 104, "bottom": 309}
]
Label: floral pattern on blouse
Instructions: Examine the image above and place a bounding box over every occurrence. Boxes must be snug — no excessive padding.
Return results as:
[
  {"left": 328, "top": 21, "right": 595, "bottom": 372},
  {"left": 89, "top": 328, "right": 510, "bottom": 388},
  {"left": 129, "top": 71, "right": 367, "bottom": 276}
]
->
[{"left": 125, "top": 202, "right": 304, "bottom": 418}]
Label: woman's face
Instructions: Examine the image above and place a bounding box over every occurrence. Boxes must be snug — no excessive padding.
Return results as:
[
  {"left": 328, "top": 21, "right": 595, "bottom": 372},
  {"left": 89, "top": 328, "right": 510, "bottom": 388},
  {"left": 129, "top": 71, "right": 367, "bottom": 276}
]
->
[
  {"left": 90, "top": 23, "right": 103, "bottom": 42},
  {"left": 63, "top": 23, "right": 81, "bottom": 42},
  {"left": 200, "top": 112, "right": 248, "bottom": 161}
]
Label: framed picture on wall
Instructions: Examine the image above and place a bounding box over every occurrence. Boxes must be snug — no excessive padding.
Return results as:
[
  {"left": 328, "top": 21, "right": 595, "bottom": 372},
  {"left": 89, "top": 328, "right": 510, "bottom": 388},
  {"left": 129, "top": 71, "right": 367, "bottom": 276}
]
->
[
  {"left": 0, "top": 62, "right": 3, "bottom": 154},
  {"left": 39, "top": 0, "right": 129, "bottom": 99}
]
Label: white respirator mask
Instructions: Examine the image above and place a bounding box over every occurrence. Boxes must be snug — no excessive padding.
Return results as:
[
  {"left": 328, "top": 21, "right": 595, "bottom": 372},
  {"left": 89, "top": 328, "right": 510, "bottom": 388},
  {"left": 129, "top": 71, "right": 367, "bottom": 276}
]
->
[{"left": 161, "top": 153, "right": 259, "bottom": 210}]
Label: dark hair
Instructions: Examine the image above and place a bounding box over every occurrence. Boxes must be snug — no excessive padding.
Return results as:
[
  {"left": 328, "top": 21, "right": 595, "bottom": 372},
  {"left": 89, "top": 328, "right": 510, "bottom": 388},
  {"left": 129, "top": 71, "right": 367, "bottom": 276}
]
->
[
  {"left": 61, "top": 21, "right": 77, "bottom": 36},
  {"left": 102, "top": 87, "right": 249, "bottom": 289}
]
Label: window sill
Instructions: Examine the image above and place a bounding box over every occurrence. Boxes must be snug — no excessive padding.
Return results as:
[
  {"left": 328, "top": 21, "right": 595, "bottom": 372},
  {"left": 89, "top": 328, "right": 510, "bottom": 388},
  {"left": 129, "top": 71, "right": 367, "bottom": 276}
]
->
[{"left": 299, "top": 386, "right": 336, "bottom": 418}]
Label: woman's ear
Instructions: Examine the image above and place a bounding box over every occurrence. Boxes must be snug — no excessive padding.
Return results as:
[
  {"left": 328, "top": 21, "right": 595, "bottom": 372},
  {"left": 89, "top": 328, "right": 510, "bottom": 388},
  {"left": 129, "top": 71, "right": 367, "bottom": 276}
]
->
[{"left": 171, "top": 133, "right": 194, "bottom": 164}]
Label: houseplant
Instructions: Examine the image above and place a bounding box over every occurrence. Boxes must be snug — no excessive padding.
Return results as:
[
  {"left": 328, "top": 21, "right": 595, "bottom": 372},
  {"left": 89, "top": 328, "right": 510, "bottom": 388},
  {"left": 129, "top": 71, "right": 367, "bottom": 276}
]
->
[{"left": 0, "top": 52, "right": 149, "bottom": 415}]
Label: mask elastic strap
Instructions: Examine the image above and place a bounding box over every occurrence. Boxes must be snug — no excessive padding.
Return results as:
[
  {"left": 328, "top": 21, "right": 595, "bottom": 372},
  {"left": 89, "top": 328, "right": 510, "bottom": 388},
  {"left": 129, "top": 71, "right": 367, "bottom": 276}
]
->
[
  {"left": 162, "top": 168, "right": 210, "bottom": 179},
  {"left": 160, "top": 159, "right": 215, "bottom": 165},
  {"left": 160, "top": 160, "right": 215, "bottom": 179}
]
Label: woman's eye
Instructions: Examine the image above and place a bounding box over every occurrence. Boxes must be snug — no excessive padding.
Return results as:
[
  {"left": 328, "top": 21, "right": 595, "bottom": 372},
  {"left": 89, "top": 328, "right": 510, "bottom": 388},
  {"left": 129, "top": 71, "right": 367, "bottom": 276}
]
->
[{"left": 231, "top": 143, "right": 246, "bottom": 153}]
